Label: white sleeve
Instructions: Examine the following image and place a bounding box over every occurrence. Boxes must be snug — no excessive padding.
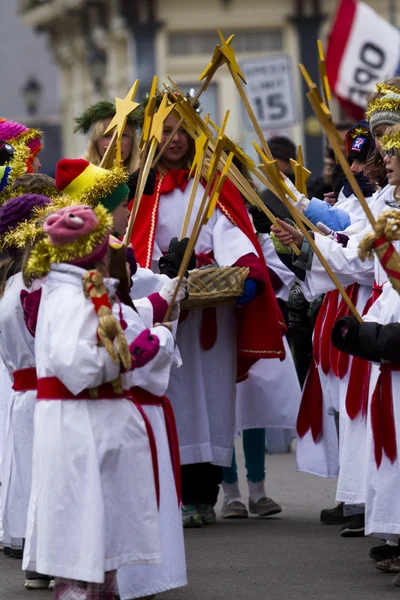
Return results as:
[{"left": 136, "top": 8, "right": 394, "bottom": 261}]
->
[
  {"left": 119, "top": 304, "right": 175, "bottom": 397},
  {"left": 304, "top": 228, "right": 375, "bottom": 296},
  {"left": 130, "top": 267, "right": 170, "bottom": 299},
  {"left": 259, "top": 234, "right": 295, "bottom": 300},
  {"left": 36, "top": 286, "right": 121, "bottom": 395},
  {"left": 212, "top": 208, "right": 257, "bottom": 265}
]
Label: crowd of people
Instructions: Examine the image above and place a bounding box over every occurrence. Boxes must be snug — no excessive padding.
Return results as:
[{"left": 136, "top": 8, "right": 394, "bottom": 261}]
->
[{"left": 1, "top": 75, "right": 400, "bottom": 599}]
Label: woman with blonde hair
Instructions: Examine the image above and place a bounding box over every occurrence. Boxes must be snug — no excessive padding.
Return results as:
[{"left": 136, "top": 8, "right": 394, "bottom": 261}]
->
[{"left": 74, "top": 100, "right": 140, "bottom": 172}]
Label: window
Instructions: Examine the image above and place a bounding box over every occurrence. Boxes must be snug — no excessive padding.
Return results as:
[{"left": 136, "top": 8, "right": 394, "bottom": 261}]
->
[
  {"left": 168, "top": 29, "right": 283, "bottom": 56},
  {"left": 178, "top": 83, "right": 219, "bottom": 124}
]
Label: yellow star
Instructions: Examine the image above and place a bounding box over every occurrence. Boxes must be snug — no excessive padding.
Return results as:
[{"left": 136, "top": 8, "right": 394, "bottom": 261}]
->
[
  {"left": 218, "top": 29, "right": 246, "bottom": 84},
  {"left": 150, "top": 93, "right": 175, "bottom": 143},
  {"left": 189, "top": 132, "right": 209, "bottom": 178},
  {"left": 290, "top": 146, "right": 311, "bottom": 196},
  {"left": 104, "top": 80, "right": 140, "bottom": 139},
  {"left": 140, "top": 76, "right": 158, "bottom": 150},
  {"left": 199, "top": 33, "right": 235, "bottom": 82}
]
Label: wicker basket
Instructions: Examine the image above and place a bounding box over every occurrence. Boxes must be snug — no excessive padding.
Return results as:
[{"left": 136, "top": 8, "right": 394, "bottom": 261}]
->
[{"left": 181, "top": 266, "right": 249, "bottom": 310}]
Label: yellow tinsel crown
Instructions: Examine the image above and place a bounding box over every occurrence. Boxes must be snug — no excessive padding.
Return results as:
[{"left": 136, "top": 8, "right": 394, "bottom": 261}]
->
[
  {"left": 25, "top": 204, "right": 113, "bottom": 278},
  {"left": 380, "top": 130, "right": 400, "bottom": 151},
  {"left": 366, "top": 94, "right": 400, "bottom": 122}
]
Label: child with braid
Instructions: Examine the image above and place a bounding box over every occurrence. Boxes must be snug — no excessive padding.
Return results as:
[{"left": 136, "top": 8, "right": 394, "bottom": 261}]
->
[{"left": 22, "top": 204, "right": 178, "bottom": 600}]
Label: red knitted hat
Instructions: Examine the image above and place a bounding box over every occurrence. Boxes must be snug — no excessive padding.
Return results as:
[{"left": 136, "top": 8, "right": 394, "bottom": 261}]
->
[{"left": 55, "top": 158, "right": 129, "bottom": 212}]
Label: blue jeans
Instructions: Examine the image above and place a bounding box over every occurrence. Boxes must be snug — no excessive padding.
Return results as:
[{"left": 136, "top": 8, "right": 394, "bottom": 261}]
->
[{"left": 223, "top": 428, "right": 265, "bottom": 484}]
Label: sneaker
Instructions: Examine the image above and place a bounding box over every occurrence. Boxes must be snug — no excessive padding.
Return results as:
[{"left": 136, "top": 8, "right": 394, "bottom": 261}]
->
[
  {"left": 182, "top": 504, "right": 203, "bottom": 528},
  {"left": 48, "top": 580, "right": 55, "bottom": 590},
  {"left": 24, "top": 577, "right": 52, "bottom": 590},
  {"left": 376, "top": 556, "right": 400, "bottom": 573},
  {"left": 249, "top": 497, "right": 282, "bottom": 517},
  {"left": 340, "top": 513, "right": 365, "bottom": 537},
  {"left": 197, "top": 504, "right": 216, "bottom": 525},
  {"left": 320, "top": 502, "right": 351, "bottom": 525},
  {"left": 221, "top": 500, "right": 248, "bottom": 519},
  {"left": 370, "top": 542, "right": 400, "bottom": 561}
]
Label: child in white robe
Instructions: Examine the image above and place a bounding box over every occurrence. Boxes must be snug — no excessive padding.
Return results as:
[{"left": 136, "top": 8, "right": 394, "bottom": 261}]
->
[{"left": 22, "top": 204, "right": 178, "bottom": 600}]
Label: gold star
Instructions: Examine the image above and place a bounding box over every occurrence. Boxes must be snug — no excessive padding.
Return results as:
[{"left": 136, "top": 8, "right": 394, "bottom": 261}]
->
[
  {"left": 140, "top": 76, "right": 158, "bottom": 150},
  {"left": 104, "top": 80, "right": 140, "bottom": 139},
  {"left": 198, "top": 33, "right": 235, "bottom": 82},
  {"left": 218, "top": 29, "right": 246, "bottom": 84},
  {"left": 290, "top": 146, "right": 311, "bottom": 196},
  {"left": 150, "top": 93, "right": 175, "bottom": 143},
  {"left": 189, "top": 132, "right": 209, "bottom": 178}
]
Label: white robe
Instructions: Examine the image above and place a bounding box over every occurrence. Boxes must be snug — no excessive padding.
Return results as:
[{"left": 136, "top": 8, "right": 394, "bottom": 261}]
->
[
  {"left": 148, "top": 183, "right": 259, "bottom": 467},
  {"left": 296, "top": 189, "right": 388, "bottom": 478},
  {"left": 0, "top": 273, "right": 36, "bottom": 541},
  {"left": 235, "top": 234, "right": 301, "bottom": 433},
  {"left": 360, "top": 280, "right": 400, "bottom": 538},
  {"left": 23, "top": 263, "right": 174, "bottom": 583},
  {"left": 122, "top": 268, "right": 186, "bottom": 598},
  {"left": 0, "top": 360, "right": 12, "bottom": 544}
]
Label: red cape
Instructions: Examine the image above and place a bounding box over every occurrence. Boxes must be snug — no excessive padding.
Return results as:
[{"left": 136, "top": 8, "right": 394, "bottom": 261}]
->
[{"left": 129, "top": 171, "right": 286, "bottom": 381}]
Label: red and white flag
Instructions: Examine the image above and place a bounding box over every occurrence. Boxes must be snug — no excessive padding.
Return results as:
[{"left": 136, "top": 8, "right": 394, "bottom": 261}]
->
[{"left": 326, "top": 0, "right": 400, "bottom": 119}]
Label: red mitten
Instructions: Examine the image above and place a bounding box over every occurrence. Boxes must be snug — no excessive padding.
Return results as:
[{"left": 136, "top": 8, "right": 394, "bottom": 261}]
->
[
  {"left": 20, "top": 288, "right": 42, "bottom": 337},
  {"left": 129, "top": 329, "right": 160, "bottom": 369}
]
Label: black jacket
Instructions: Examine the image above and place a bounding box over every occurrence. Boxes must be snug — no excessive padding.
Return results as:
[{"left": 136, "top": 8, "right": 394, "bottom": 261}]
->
[{"left": 332, "top": 316, "right": 400, "bottom": 363}]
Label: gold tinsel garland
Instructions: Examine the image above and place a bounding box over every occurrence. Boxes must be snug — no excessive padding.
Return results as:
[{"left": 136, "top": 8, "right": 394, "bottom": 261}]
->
[
  {"left": 366, "top": 97, "right": 400, "bottom": 121},
  {"left": 375, "top": 83, "right": 400, "bottom": 96},
  {"left": 0, "top": 129, "right": 42, "bottom": 205},
  {"left": 72, "top": 166, "right": 129, "bottom": 206},
  {"left": 351, "top": 126, "right": 369, "bottom": 139},
  {"left": 0, "top": 195, "right": 78, "bottom": 251},
  {"left": 380, "top": 130, "right": 400, "bottom": 151},
  {"left": 25, "top": 204, "right": 113, "bottom": 278}
]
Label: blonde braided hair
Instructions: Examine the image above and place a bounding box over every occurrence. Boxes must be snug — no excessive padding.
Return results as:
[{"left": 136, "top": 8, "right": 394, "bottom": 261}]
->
[{"left": 82, "top": 269, "right": 131, "bottom": 395}]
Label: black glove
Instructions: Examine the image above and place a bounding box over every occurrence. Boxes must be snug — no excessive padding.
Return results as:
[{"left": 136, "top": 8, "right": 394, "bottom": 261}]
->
[
  {"left": 331, "top": 316, "right": 359, "bottom": 351},
  {"left": 159, "top": 237, "right": 196, "bottom": 279},
  {"left": 249, "top": 206, "right": 272, "bottom": 234},
  {"left": 128, "top": 168, "right": 156, "bottom": 201}
]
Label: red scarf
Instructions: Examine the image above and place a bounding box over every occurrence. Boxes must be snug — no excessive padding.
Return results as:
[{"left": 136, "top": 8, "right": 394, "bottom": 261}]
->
[{"left": 129, "top": 170, "right": 286, "bottom": 381}]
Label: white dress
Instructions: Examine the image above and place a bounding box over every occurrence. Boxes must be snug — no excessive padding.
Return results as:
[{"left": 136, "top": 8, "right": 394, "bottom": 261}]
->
[
  {"left": 150, "top": 184, "right": 259, "bottom": 467},
  {"left": 0, "top": 272, "right": 36, "bottom": 541},
  {"left": 0, "top": 360, "right": 12, "bottom": 544},
  {"left": 22, "top": 263, "right": 175, "bottom": 583},
  {"left": 360, "top": 280, "right": 400, "bottom": 538},
  {"left": 235, "top": 234, "right": 301, "bottom": 434},
  {"left": 296, "top": 189, "right": 391, "bottom": 478},
  {"left": 120, "top": 268, "right": 186, "bottom": 599}
]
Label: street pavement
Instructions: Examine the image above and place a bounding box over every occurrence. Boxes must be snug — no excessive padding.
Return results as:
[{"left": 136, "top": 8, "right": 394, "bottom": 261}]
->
[{"left": 1, "top": 444, "right": 398, "bottom": 600}]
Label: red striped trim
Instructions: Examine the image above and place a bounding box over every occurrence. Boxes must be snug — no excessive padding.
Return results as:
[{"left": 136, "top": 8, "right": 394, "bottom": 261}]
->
[{"left": 326, "top": 0, "right": 357, "bottom": 93}]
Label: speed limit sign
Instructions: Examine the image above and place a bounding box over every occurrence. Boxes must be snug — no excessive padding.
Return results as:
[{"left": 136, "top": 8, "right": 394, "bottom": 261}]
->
[{"left": 240, "top": 55, "right": 298, "bottom": 131}]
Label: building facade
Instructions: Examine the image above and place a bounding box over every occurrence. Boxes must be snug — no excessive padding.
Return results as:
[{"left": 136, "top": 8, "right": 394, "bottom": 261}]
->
[{"left": 17, "top": 0, "right": 400, "bottom": 171}]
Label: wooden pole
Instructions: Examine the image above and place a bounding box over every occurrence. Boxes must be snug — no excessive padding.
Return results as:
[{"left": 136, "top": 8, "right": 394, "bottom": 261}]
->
[
  {"left": 299, "top": 64, "right": 376, "bottom": 228},
  {"left": 254, "top": 145, "right": 363, "bottom": 322},
  {"left": 180, "top": 159, "right": 204, "bottom": 239},
  {"left": 163, "top": 143, "right": 230, "bottom": 322}
]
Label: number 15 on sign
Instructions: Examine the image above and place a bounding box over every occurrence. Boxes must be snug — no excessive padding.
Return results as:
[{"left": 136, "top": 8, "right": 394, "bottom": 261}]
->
[{"left": 240, "top": 55, "right": 298, "bottom": 131}]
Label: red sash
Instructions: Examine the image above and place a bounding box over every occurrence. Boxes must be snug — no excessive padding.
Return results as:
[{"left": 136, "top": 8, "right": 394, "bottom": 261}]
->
[
  {"left": 37, "top": 377, "right": 162, "bottom": 508},
  {"left": 371, "top": 363, "right": 400, "bottom": 468},
  {"left": 345, "top": 284, "right": 383, "bottom": 421},
  {"left": 126, "top": 387, "right": 181, "bottom": 506},
  {"left": 12, "top": 367, "right": 37, "bottom": 392},
  {"left": 296, "top": 283, "right": 359, "bottom": 442}
]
